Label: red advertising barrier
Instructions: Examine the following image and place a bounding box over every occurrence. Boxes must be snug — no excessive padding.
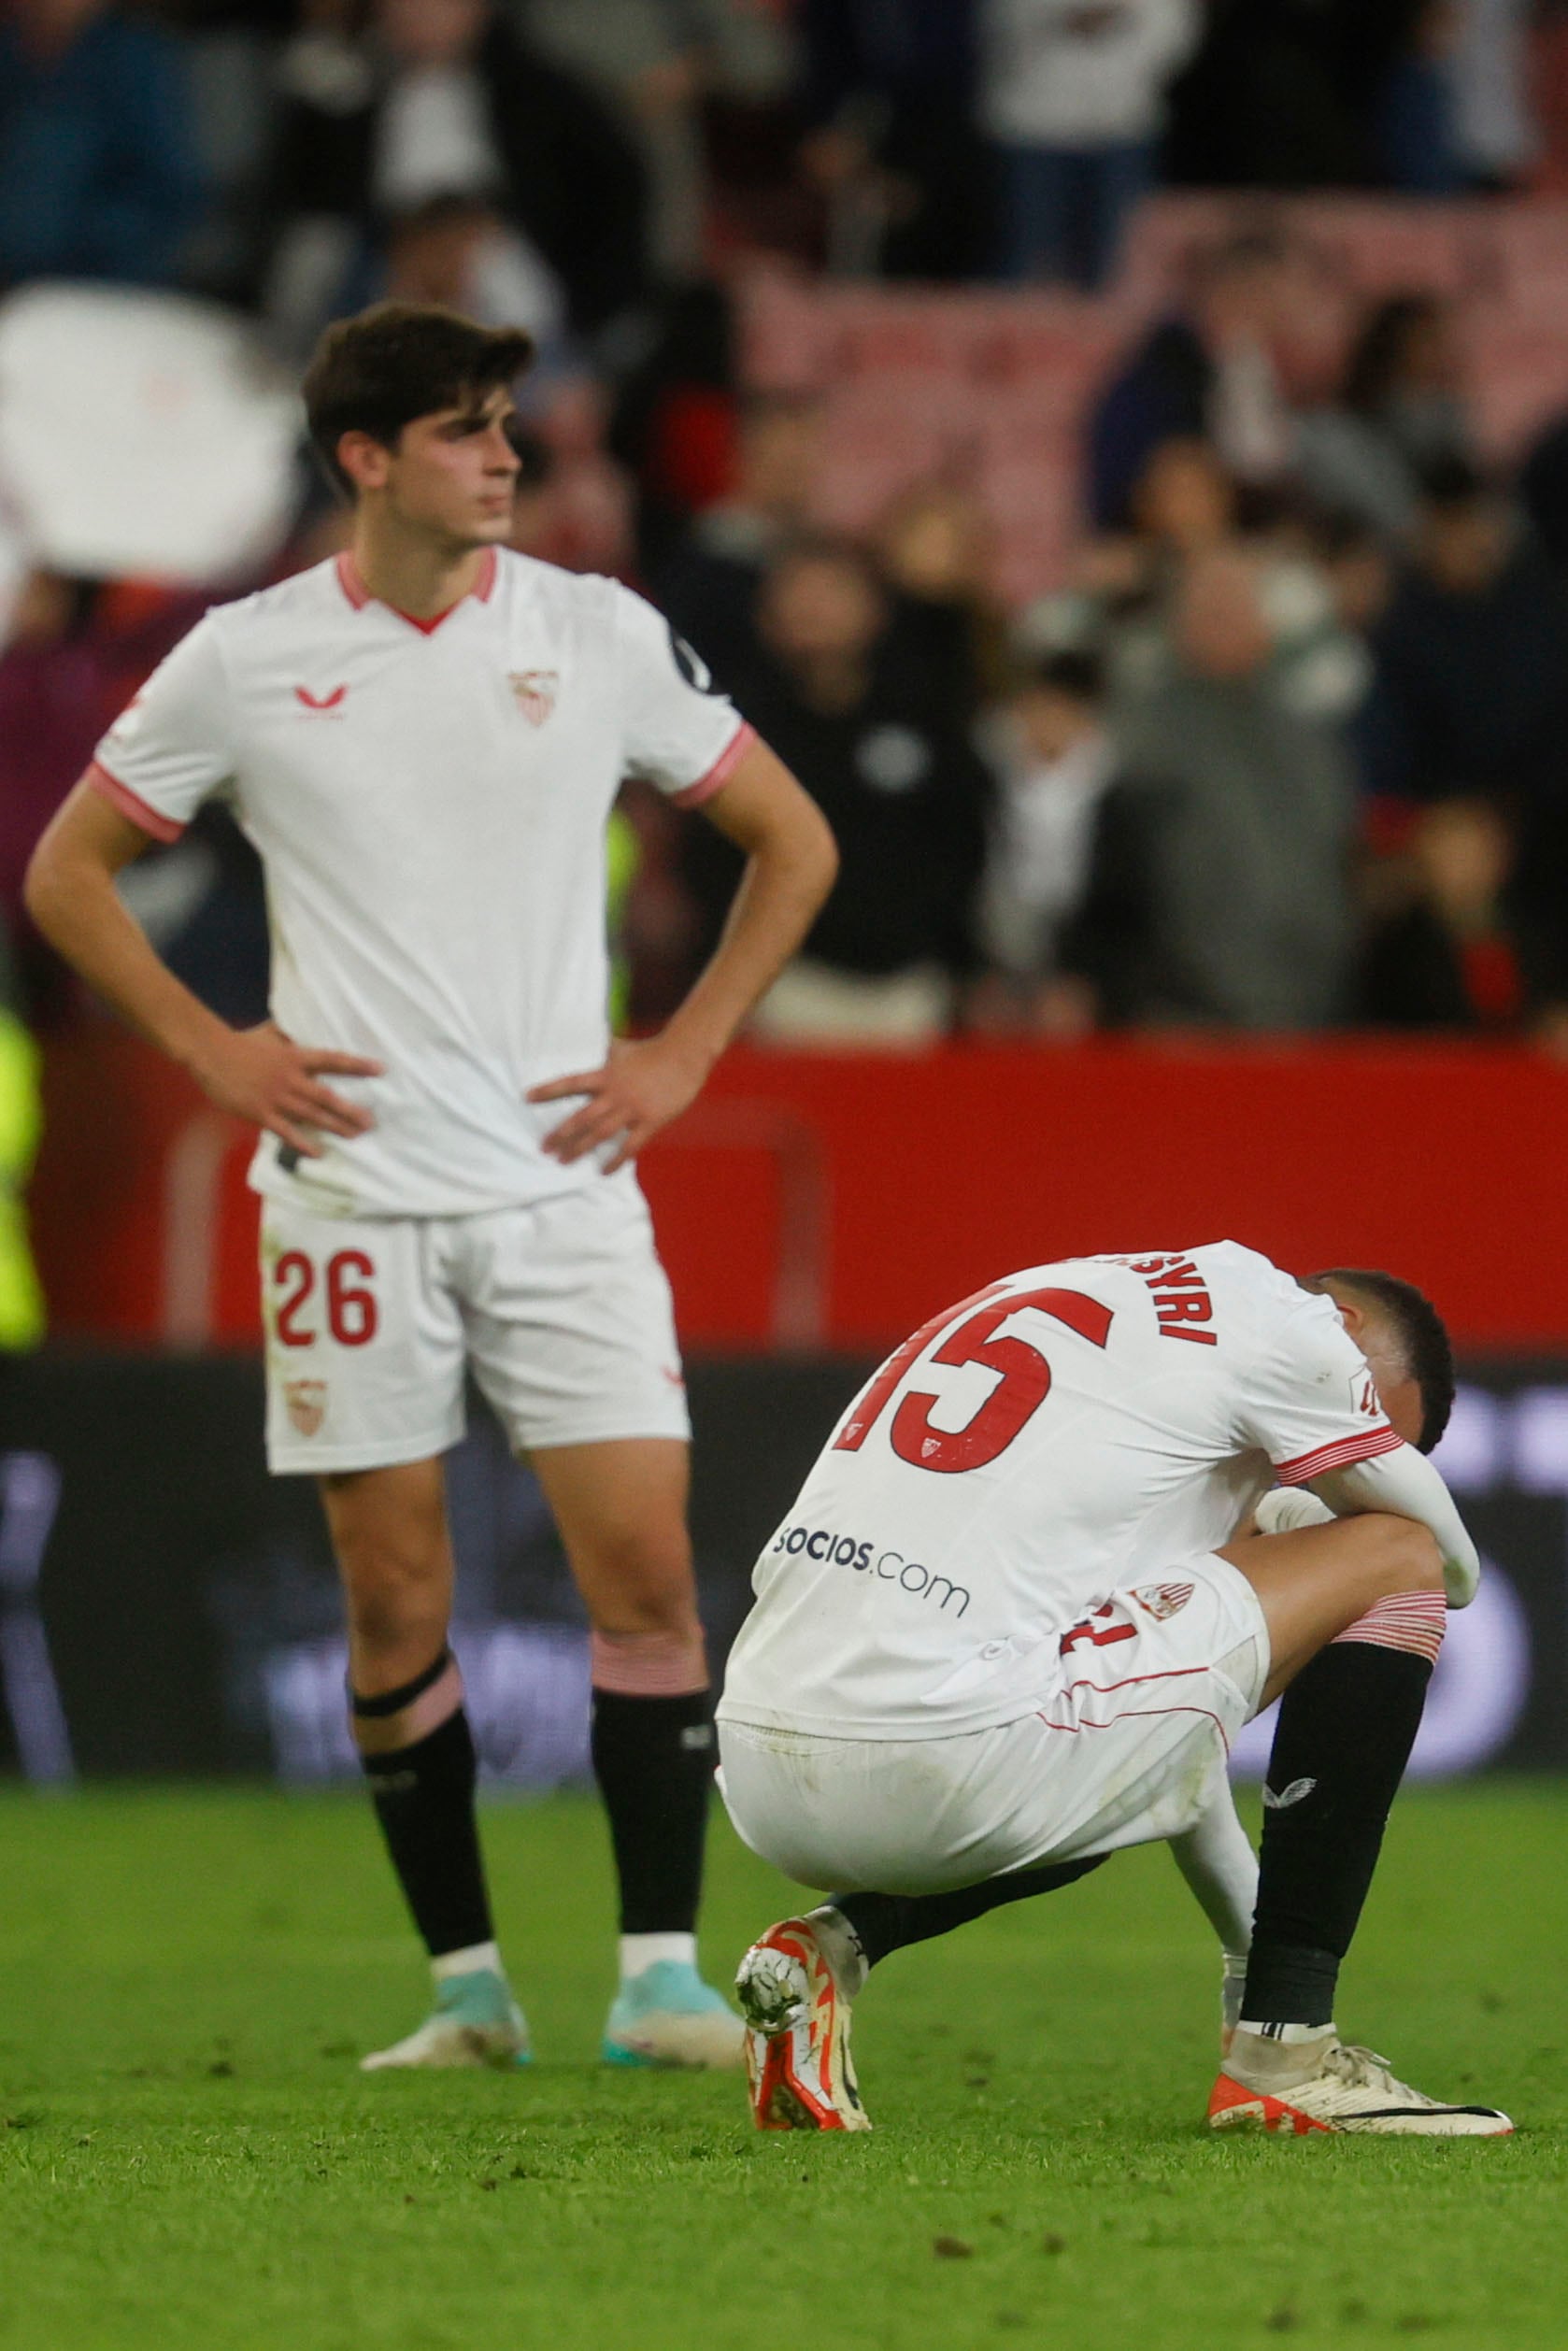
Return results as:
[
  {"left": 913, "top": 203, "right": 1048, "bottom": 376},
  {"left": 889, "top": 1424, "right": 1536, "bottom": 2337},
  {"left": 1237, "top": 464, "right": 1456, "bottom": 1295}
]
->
[{"left": 30, "top": 1030, "right": 1568, "bottom": 1351}]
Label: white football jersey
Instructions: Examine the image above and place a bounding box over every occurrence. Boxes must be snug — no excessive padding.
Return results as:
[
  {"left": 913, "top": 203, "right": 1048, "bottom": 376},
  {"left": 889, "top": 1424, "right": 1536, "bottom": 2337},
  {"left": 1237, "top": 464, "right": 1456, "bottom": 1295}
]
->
[
  {"left": 719, "top": 1241, "right": 1404, "bottom": 1741},
  {"left": 91, "top": 549, "right": 754, "bottom": 1217}
]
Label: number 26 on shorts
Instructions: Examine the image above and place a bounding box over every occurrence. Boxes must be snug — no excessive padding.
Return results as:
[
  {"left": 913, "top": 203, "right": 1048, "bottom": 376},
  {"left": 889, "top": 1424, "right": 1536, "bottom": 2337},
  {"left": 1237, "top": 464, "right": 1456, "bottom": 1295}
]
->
[{"left": 272, "top": 1248, "right": 379, "bottom": 1347}]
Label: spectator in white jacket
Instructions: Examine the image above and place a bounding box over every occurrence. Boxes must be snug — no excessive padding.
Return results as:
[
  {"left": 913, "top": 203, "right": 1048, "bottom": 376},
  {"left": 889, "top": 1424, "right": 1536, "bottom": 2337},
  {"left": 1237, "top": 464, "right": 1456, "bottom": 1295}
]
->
[{"left": 981, "top": 0, "right": 1197, "bottom": 291}]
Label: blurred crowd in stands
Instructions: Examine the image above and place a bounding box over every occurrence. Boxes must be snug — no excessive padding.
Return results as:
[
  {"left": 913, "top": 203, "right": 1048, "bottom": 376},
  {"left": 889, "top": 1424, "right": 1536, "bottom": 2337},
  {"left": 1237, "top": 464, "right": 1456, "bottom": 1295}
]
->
[{"left": 7, "top": 0, "right": 1568, "bottom": 1053}]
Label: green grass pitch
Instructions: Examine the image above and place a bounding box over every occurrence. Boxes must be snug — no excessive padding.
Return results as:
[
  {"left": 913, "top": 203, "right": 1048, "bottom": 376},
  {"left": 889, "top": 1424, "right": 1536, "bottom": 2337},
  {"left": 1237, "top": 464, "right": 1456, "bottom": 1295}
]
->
[{"left": 1, "top": 1783, "right": 1563, "bottom": 2351}]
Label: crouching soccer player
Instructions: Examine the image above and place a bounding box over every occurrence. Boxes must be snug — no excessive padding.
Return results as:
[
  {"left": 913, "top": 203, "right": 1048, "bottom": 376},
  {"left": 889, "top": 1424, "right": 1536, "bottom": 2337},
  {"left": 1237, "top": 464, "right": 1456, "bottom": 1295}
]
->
[
  {"left": 25, "top": 303, "right": 838, "bottom": 2071},
  {"left": 720, "top": 1247, "right": 1513, "bottom": 2136}
]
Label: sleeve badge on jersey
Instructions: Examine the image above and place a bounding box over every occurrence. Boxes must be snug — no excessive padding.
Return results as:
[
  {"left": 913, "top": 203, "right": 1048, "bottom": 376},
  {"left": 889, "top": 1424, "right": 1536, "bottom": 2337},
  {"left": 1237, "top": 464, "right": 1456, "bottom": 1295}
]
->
[
  {"left": 283, "top": 1378, "right": 327, "bottom": 1438},
  {"left": 1131, "top": 1580, "right": 1194, "bottom": 1620},
  {"left": 509, "top": 670, "right": 559, "bottom": 727}
]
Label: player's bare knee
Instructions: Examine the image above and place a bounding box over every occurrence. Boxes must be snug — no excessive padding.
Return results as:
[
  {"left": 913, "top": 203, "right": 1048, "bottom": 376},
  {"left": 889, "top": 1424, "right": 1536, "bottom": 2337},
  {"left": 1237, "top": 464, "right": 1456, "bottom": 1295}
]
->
[
  {"left": 578, "top": 1519, "right": 705, "bottom": 1681},
  {"left": 1355, "top": 1510, "right": 1444, "bottom": 1597},
  {"left": 575, "top": 1524, "right": 696, "bottom": 1633},
  {"left": 335, "top": 1533, "right": 449, "bottom": 1651},
  {"left": 344, "top": 1574, "right": 447, "bottom": 1660}
]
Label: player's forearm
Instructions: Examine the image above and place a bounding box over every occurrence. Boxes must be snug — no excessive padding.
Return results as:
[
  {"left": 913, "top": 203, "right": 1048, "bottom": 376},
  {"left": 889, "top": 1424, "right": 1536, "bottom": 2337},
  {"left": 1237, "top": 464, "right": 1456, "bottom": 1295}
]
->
[
  {"left": 24, "top": 844, "right": 229, "bottom": 1076},
  {"left": 1308, "top": 1448, "right": 1480, "bottom": 1608},
  {"left": 663, "top": 813, "right": 837, "bottom": 1066}
]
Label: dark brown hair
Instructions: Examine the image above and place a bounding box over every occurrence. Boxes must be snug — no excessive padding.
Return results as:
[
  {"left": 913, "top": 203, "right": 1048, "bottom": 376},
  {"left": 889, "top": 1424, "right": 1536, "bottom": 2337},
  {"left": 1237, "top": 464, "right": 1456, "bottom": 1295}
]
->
[
  {"left": 302, "top": 302, "right": 534, "bottom": 497},
  {"left": 1307, "top": 1267, "right": 1456, "bottom": 1454}
]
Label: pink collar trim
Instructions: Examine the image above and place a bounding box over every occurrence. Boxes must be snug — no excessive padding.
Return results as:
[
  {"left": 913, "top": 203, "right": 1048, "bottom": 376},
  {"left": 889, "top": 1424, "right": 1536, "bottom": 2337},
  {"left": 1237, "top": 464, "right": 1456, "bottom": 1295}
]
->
[{"left": 335, "top": 546, "right": 497, "bottom": 632}]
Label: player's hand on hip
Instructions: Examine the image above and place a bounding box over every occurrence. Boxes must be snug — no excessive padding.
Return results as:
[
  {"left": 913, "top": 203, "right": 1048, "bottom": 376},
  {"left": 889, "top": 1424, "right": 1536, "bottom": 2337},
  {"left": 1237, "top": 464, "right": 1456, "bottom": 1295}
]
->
[
  {"left": 192, "top": 1020, "right": 383, "bottom": 1158},
  {"left": 529, "top": 1035, "right": 708, "bottom": 1172}
]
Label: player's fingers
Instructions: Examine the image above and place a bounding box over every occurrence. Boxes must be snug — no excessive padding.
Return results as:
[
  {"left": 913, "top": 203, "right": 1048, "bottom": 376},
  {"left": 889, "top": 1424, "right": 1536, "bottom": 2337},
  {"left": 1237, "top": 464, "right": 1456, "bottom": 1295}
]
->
[
  {"left": 612, "top": 1107, "right": 667, "bottom": 1166},
  {"left": 544, "top": 1114, "right": 616, "bottom": 1161},
  {"left": 301, "top": 1049, "right": 385, "bottom": 1077},
  {"left": 296, "top": 1081, "right": 374, "bottom": 1133},
  {"left": 269, "top": 1114, "right": 324, "bottom": 1159},
  {"left": 601, "top": 1127, "right": 648, "bottom": 1174},
  {"left": 290, "top": 1095, "right": 370, "bottom": 1138},
  {"left": 527, "top": 1069, "right": 606, "bottom": 1104},
  {"left": 541, "top": 1093, "right": 624, "bottom": 1141},
  {"left": 592, "top": 1104, "right": 659, "bottom": 1171}
]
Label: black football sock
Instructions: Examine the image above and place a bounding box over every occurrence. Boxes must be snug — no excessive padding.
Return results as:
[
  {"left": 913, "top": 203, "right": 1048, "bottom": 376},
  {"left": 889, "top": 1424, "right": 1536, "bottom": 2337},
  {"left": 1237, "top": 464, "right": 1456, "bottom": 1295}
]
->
[
  {"left": 591, "top": 1686, "right": 714, "bottom": 1935},
  {"left": 352, "top": 1648, "right": 495, "bottom": 1960},
  {"left": 830, "top": 1855, "right": 1107, "bottom": 1972},
  {"left": 1241, "top": 1631, "right": 1436, "bottom": 2031}
]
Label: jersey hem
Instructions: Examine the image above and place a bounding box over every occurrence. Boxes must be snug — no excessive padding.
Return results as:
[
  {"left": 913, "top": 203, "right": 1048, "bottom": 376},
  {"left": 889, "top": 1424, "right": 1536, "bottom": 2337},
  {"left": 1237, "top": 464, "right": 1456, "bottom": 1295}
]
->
[
  {"left": 248, "top": 1148, "right": 613, "bottom": 1221},
  {"left": 87, "top": 760, "right": 185, "bottom": 844},
  {"left": 720, "top": 1552, "right": 1270, "bottom": 1745},
  {"left": 1274, "top": 1425, "right": 1403, "bottom": 1484},
  {"left": 671, "top": 720, "right": 757, "bottom": 808}
]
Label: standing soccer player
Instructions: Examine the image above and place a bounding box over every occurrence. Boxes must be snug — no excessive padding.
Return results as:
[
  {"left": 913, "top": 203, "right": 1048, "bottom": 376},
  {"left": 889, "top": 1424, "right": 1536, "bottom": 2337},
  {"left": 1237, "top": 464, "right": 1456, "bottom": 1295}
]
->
[{"left": 26, "top": 304, "right": 837, "bottom": 2072}]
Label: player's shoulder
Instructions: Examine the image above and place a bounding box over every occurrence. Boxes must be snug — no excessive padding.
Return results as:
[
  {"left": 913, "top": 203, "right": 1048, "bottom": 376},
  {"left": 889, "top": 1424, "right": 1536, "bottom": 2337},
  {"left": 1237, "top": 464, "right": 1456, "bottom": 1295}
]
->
[
  {"left": 198, "top": 558, "right": 350, "bottom": 651},
  {"left": 1189, "top": 1239, "right": 1299, "bottom": 1295},
  {"left": 1182, "top": 1240, "right": 1323, "bottom": 1325},
  {"left": 490, "top": 546, "right": 628, "bottom": 625},
  {"left": 1194, "top": 1240, "right": 1357, "bottom": 1375},
  {"left": 1063, "top": 1241, "right": 1292, "bottom": 1296},
  {"left": 1077, "top": 1241, "right": 1328, "bottom": 1353}
]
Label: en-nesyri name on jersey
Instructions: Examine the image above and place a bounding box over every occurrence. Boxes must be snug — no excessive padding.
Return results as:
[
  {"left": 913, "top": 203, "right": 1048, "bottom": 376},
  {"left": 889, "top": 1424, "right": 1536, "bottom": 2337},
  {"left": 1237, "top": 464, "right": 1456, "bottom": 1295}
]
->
[
  {"left": 718, "top": 1242, "right": 1404, "bottom": 1743},
  {"left": 90, "top": 548, "right": 755, "bottom": 1218}
]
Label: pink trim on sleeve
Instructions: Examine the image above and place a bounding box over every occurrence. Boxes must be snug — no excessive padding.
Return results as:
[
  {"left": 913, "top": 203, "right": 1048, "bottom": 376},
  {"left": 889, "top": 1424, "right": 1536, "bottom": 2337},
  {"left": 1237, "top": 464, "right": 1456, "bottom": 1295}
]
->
[
  {"left": 1274, "top": 1424, "right": 1404, "bottom": 1486},
  {"left": 87, "top": 760, "right": 186, "bottom": 845},
  {"left": 671, "top": 720, "right": 758, "bottom": 809}
]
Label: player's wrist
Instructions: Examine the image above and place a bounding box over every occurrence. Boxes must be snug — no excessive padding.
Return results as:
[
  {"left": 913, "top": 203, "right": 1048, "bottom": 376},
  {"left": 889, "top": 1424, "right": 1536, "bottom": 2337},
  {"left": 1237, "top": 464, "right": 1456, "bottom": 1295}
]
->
[
  {"left": 174, "top": 1009, "right": 240, "bottom": 1092},
  {"left": 656, "top": 1016, "right": 723, "bottom": 1080}
]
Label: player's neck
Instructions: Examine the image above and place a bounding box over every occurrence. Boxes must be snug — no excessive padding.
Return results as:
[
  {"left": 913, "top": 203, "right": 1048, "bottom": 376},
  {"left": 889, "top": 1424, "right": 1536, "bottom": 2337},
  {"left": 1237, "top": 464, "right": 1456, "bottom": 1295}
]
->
[{"left": 349, "top": 516, "right": 493, "bottom": 622}]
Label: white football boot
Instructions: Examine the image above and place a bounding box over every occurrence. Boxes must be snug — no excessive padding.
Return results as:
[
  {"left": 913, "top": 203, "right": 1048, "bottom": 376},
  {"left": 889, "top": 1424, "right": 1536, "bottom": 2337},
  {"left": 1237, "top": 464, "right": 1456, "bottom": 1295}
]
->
[
  {"left": 1208, "top": 2026, "right": 1513, "bottom": 2136},
  {"left": 361, "top": 1965, "right": 531, "bottom": 2072},
  {"left": 602, "top": 1959, "right": 745, "bottom": 2069},
  {"left": 734, "top": 1912, "right": 871, "bottom": 2131}
]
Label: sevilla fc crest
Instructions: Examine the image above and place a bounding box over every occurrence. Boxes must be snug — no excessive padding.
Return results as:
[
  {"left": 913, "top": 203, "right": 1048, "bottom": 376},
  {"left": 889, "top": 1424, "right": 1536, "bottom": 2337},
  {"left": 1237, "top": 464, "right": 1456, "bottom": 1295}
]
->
[
  {"left": 509, "top": 669, "right": 558, "bottom": 727},
  {"left": 283, "top": 1378, "right": 327, "bottom": 1438},
  {"left": 1132, "top": 1580, "right": 1194, "bottom": 1621}
]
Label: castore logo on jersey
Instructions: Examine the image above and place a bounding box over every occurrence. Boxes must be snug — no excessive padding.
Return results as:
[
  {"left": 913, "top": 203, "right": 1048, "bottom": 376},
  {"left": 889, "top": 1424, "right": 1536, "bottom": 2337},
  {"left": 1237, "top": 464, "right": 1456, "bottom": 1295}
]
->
[{"left": 295, "top": 685, "right": 348, "bottom": 716}]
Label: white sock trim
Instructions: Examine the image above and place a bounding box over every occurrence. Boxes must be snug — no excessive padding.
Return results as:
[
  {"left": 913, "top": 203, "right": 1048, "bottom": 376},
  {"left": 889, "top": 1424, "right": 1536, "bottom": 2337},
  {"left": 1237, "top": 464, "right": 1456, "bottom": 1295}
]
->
[
  {"left": 432, "top": 1940, "right": 503, "bottom": 1985},
  {"left": 1235, "top": 2017, "right": 1335, "bottom": 2045},
  {"left": 620, "top": 1931, "right": 696, "bottom": 1979}
]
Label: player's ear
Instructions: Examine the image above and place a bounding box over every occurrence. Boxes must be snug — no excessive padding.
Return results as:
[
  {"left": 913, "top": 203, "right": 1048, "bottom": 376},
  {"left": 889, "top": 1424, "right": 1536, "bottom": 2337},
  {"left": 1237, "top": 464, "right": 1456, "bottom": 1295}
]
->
[
  {"left": 1314, "top": 1274, "right": 1364, "bottom": 1342},
  {"left": 336, "top": 430, "right": 392, "bottom": 495}
]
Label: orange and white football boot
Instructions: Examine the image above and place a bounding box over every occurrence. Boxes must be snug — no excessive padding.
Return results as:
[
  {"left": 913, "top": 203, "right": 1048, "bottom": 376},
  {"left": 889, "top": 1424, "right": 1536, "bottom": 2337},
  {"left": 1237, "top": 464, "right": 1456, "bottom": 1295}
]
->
[
  {"left": 734, "top": 1913, "right": 871, "bottom": 2132},
  {"left": 1208, "top": 2028, "right": 1513, "bottom": 2137}
]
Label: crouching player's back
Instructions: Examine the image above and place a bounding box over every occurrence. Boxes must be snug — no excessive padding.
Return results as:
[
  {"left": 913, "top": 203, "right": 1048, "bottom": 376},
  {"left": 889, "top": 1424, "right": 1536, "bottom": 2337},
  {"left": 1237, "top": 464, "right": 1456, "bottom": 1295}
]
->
[
  {"left": 722, "top": 1241, "right": 1374, "bottom": 1785},
  {"left": 719, "top": 1242, "right": 1512, "bottom": 2139}
]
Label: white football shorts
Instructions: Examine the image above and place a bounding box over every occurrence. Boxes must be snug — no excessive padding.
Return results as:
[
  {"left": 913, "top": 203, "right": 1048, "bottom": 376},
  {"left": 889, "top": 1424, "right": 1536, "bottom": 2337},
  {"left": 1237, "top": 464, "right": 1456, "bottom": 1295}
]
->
[
  {"left": 717, "top": 1553, "right": 1269, "bottom": 1895},
  {"left": 260, "top": 1172, "right": 691, "bottom": 1474}
]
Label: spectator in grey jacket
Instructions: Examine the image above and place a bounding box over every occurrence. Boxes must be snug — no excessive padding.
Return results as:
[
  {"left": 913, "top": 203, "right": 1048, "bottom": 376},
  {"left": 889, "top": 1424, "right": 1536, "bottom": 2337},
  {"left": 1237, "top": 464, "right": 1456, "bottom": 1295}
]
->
[{"left": 1065, "top": 549, "right": 1355, "bottom": 1028}]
